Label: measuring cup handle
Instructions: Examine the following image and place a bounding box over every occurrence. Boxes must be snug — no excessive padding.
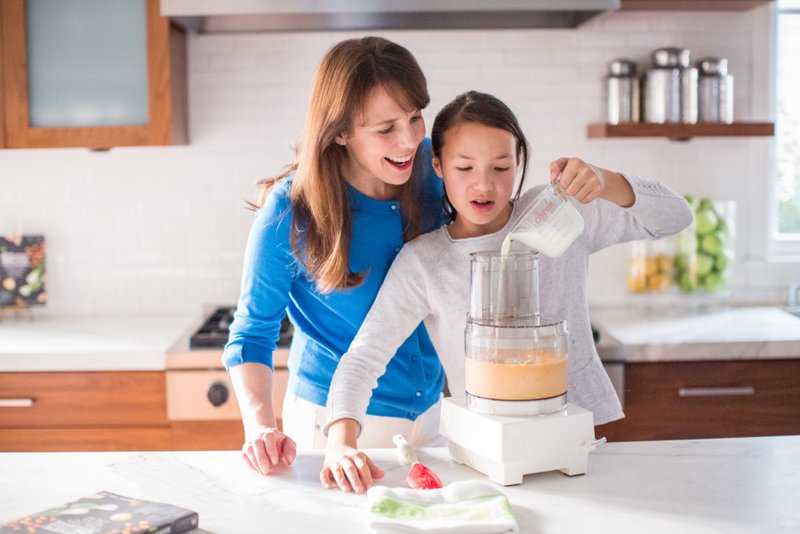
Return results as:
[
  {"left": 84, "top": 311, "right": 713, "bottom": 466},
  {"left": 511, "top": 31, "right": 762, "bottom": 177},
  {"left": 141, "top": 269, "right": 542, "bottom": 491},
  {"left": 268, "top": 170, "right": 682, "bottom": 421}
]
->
[{"left": 551, "top": 180, "right": 568, "bottom": 199}]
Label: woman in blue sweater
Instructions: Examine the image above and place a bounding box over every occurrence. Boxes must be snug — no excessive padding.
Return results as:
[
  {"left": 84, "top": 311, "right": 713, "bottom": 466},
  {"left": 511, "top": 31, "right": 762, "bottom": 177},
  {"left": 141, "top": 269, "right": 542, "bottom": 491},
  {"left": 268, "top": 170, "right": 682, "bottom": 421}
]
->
[{"left": 223, "top": 37, "right": 446, "bottom": 476}]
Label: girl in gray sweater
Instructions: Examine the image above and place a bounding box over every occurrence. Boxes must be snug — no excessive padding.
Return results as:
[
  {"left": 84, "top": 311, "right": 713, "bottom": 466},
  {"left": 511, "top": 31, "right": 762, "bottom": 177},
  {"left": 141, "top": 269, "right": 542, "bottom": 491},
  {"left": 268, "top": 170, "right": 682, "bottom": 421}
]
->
[{"left": 321, "top": 91, "right": 693, "bottom": 493}]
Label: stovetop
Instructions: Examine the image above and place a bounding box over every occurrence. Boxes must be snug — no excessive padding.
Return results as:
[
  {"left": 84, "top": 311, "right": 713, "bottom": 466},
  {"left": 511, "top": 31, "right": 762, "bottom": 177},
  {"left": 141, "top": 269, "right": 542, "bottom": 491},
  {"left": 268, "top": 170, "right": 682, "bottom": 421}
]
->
[{"left": 189, "top": 306, "right": 293, "bottom": 349}]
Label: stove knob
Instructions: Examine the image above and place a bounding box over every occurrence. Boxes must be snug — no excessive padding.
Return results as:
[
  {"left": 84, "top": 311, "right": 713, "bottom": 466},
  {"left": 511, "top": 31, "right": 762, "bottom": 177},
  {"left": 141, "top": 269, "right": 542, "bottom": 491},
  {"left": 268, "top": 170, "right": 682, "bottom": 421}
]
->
[{"left": 207, "top": 381, "right": 229, "bottom": 407}]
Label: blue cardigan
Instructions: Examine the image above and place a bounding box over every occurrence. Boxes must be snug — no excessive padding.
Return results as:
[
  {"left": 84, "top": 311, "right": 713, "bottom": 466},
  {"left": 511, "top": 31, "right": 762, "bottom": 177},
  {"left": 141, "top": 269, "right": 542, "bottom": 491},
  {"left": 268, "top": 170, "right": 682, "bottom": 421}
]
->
[{"left": 223, "top": 138, "right": 446, "bottom": 420}]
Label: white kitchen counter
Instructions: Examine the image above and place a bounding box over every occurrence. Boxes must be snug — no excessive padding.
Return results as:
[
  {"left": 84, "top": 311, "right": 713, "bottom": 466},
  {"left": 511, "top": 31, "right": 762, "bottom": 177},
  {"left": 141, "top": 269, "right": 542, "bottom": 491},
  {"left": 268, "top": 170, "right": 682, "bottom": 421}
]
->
[
  {"left": 591, "top": 306, "right": 800, "bottom": 362},
  {"left": 1, "top": 436, "right": 798, "bottom": 533},
  {"left": 0, "top": 314, "right": 197, "bottom": 372},
  {"left": 2, "top": 306, "right": 798, "bottom": 373}
]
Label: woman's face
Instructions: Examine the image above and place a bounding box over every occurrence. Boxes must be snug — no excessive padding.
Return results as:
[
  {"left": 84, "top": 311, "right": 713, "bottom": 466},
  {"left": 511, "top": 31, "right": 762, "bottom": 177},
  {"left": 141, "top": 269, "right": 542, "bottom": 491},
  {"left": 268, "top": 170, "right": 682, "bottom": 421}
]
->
[
  {"left": 433, "top": 122, "right": 518, "bottom": 239},
  {"left": 340, "top": 85, "right": 426, "bottom": 201}
]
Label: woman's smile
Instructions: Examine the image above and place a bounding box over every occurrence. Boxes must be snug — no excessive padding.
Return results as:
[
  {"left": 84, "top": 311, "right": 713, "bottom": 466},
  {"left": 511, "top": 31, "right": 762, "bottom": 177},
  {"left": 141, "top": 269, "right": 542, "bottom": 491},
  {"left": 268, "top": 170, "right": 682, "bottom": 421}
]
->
[{"left": 385, "top": 155, "right": 414, "bottom": 171}]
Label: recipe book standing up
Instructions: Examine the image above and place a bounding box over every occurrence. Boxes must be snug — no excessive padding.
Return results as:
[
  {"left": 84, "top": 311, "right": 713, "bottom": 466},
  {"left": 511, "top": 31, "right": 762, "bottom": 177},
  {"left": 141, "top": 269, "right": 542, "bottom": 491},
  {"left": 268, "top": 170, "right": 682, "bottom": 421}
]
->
[{"left": 0, "top": 491, "right": 198, "bottom": 534}]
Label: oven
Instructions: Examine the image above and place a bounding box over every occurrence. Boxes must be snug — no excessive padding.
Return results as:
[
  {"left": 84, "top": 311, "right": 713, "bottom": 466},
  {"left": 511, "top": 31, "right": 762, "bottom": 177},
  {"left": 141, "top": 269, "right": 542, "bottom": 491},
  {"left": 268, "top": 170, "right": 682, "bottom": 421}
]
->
[{"left": 165, "top": 307, "right": 292, "bottom": 447}]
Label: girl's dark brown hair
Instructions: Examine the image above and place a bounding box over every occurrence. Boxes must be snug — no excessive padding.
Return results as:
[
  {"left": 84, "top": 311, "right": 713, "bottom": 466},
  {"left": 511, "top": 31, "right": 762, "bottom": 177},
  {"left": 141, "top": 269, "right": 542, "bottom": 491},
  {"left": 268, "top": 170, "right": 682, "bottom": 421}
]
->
[
  {"left": 431, "top": 91, "right": 530, "bottom": 223},
  {"left": 252, "top": 37, "right": 430, "bottom": 293}
]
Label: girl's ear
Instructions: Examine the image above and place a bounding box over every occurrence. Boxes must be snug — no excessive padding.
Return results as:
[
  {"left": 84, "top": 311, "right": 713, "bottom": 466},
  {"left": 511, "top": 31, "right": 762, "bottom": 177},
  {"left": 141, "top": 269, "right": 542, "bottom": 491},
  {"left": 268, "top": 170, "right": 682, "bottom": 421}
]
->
[{"left": 432, "top": 156, "right": 444, "bottom": 178}]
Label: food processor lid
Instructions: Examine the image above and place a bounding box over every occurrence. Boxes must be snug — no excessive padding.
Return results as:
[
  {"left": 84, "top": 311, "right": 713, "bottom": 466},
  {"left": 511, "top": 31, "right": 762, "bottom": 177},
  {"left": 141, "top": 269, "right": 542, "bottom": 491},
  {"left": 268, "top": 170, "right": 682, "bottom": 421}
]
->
[
  {"left": 469, "top": 249, "right": 537, "bottom": 261},
  {"left": 467, "top": 316, "right": 568, "bottom": 334}
]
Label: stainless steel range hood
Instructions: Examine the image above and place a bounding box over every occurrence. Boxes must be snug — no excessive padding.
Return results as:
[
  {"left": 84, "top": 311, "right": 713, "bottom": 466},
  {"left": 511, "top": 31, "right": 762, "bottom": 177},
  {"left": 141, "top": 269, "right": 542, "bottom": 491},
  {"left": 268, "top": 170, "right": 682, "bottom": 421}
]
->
[{"left": 162, "top": 0, "right": 621, "bottom": 33}]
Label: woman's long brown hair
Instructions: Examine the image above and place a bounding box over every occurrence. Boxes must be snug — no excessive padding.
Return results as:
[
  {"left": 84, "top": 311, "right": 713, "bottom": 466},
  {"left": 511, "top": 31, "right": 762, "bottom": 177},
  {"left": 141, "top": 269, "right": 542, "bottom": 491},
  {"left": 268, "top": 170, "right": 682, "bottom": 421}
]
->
[{"left": 253, "top": 37, "right": 430, "bottom": 294}]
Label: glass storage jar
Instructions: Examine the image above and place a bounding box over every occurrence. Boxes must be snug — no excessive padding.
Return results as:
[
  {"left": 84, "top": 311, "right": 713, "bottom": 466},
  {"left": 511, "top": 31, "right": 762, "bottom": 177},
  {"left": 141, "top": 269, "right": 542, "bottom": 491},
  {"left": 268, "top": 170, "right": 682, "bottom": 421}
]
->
[{"left": 627, "top": 237, "right": 676, "bottom": 294}]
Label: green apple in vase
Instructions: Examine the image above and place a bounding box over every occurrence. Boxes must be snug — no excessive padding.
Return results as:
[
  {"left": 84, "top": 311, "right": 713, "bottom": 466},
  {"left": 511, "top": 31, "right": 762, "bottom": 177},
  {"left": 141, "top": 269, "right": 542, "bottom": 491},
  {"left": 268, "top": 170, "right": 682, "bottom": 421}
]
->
[{"left": 676, "top": 196, "right": 734, "bottom": 294}]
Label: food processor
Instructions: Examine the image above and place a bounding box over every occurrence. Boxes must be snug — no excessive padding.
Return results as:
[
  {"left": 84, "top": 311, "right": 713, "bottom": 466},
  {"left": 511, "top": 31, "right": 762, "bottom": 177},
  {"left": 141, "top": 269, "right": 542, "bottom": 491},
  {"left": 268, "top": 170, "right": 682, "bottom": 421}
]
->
[{"left": 440, "top": 250, "right": 601, "bottom": 486}]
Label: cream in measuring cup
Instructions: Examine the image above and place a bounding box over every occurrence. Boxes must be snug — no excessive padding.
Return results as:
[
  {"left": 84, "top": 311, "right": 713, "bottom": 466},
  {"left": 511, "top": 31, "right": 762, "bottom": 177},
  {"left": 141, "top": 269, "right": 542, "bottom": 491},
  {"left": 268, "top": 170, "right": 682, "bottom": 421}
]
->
[{"left": 501, "top": 182, "right": 584, "bottom": 258}]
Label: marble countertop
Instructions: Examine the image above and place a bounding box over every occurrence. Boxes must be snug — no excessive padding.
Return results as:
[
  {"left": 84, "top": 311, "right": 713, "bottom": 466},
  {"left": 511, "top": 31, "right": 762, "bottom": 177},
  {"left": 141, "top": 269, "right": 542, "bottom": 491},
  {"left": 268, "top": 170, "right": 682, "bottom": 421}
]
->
[
  {"left": 1, "top": 306, "right": 798, "bottom": 372},
  {"left": 0, "top": 314, "right": 197, "bottom": 372},
  {"left": 591, "top": 306, "right": 800, "bottom": 362},
  {"left": 1, "top": 436, "right": 798, "bottom": 533}
]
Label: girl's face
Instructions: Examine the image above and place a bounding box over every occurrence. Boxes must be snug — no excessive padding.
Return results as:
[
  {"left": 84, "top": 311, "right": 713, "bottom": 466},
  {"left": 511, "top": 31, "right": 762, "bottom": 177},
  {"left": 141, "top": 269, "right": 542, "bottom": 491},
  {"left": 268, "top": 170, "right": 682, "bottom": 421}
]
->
[
  {"left": 433, "top": 122, "right": 518, "bottom": 239},
  {"left": 340, "top": 85, "right": 426, "bottom": 201}
]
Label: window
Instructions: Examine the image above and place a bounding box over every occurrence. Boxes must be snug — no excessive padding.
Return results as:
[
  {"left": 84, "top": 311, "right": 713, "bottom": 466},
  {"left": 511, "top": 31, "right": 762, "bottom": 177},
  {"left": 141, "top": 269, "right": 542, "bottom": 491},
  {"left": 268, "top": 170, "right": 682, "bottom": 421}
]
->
[{"left": 776, "top": 1, "right": 800, "bottom": 237}]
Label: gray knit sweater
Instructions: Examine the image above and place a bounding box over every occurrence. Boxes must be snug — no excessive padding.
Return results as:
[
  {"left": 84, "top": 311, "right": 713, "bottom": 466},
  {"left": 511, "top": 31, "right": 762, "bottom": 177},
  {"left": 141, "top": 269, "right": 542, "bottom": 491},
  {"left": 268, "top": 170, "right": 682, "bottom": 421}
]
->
[{"left": 327, "top": 175, "right": 693, "bottom": 429}]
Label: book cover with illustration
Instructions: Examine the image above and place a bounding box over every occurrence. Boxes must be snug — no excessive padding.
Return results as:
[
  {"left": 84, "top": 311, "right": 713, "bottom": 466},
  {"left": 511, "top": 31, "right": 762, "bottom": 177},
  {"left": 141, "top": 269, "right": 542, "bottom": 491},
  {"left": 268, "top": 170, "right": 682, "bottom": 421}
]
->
[
  {"left": 0, "top": 491, "right": 198, "bottom": 534},
  {"left": 0, "top": 234, "right": 46, "bottom": 308}
]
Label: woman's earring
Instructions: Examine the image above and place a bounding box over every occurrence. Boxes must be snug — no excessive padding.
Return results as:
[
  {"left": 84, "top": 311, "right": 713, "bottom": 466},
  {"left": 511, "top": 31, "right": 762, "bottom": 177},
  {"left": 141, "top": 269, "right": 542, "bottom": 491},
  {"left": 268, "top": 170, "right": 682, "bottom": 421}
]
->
[{"left": 335, "top": 137, "right": 346, "bottom": 146}]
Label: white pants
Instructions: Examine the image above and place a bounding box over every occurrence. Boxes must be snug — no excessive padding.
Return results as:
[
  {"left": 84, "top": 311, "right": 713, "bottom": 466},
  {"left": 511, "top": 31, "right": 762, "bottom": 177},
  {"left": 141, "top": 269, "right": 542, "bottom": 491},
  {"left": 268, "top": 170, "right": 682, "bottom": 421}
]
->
[{"left": 281, "top": 392, "right": 446, "bottom": 450}]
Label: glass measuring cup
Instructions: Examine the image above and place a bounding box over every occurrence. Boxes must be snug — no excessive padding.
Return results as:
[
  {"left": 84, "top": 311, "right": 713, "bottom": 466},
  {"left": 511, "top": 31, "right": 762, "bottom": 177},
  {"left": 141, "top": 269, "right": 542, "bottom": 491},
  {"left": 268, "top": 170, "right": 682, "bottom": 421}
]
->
[{"left": 505, "top": 183, "right": 585, "bottom": 258}]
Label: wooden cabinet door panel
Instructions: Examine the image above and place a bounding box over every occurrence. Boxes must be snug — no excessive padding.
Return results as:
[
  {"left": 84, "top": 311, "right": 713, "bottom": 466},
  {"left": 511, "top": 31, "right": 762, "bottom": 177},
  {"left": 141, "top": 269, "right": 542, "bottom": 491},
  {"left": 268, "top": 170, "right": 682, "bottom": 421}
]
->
[
  {"left": 600, "top": 360, "right": 800, "bottom": 441},
  {"left": 0, "top": 372, "right": 168, "bottom": 427},
  {"left": 0, "top": 3, "right": 6, "bottom": 148},
  {"left": 0, "top": 0, "right": 185, "bottom": 148},
  {"left": 0, "top": 427, "right": 171, "bottom": 452},
  {"left": 170, "top": 421, "right": 244, "bottom": 451}
]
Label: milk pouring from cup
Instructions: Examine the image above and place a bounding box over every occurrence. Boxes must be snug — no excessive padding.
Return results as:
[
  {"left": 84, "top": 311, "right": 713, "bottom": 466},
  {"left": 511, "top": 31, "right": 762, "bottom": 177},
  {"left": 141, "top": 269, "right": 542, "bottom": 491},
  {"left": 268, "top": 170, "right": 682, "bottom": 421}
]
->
[
  {"left": 501, "top": 182, "right": 585, "bottom": 258},
  {"left": 496, "top": 183, "right": 584, "bottom": 322}
]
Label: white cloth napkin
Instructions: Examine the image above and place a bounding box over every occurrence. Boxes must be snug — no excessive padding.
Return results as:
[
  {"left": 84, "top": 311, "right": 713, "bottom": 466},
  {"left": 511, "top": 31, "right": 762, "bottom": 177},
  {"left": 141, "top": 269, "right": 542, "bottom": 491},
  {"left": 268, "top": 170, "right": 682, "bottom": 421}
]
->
[{"left": 366, "top": 480, "right": 518, "bottom": 534}]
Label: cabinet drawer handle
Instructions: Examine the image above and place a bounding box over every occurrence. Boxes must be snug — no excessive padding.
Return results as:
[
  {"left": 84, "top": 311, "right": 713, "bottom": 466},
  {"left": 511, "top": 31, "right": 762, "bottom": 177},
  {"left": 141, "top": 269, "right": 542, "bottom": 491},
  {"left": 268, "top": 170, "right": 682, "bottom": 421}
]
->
[
  {"left": 0, "top": 398, "right": 35, "bottom": 407},
  {"left": 678, "top": 387, "right": 755, "bottom": 397}
]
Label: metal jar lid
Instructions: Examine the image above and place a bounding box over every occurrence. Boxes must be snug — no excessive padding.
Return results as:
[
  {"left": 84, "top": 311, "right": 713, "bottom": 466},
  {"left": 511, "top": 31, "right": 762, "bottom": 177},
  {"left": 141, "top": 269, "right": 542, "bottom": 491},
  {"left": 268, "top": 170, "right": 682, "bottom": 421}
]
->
[
  {"left": 698, "top": 57, "right": 728, "bottom": 76},
  {"left": 608, "top": 58, "right": 637, "bottom": 77},
  {"left": 652, "top": 47, "right": 691, "bottom": 68}
]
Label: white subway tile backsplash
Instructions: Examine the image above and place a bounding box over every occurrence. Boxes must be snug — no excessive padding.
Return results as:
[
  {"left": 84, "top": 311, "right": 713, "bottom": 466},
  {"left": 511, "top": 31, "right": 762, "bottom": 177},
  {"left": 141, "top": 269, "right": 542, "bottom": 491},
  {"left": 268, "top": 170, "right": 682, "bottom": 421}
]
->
[{"left": 0, "top": 10, "right": 790, "bottom": 315}]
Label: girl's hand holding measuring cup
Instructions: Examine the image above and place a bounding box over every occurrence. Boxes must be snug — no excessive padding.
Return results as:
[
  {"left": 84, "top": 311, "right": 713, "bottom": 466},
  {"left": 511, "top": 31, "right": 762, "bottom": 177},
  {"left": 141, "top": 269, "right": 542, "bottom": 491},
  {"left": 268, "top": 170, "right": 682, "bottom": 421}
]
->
[{"left": 550, "top": 157, "right": 634, "bottom": 208}]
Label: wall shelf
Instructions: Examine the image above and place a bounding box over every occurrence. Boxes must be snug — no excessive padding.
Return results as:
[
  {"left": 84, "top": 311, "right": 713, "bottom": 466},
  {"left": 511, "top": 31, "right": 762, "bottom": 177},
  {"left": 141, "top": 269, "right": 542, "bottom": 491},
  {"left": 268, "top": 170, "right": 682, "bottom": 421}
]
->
[
  {"left": 586, "top": 122, "right": 775, "bottom": 141},
  {"left": 620, "top": 0, "right": 773, "bottom": 11}
]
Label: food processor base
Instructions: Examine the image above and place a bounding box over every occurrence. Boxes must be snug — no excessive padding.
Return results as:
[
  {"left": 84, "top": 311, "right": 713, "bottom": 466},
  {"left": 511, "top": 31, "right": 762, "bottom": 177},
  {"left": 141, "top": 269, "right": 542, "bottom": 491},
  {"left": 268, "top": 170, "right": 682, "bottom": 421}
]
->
[
  {"left": 466, "top": 392, "right": 567, "bottom": 417},
  {"left": 440, "top": 397, "right": 598, "bottom": 486}
]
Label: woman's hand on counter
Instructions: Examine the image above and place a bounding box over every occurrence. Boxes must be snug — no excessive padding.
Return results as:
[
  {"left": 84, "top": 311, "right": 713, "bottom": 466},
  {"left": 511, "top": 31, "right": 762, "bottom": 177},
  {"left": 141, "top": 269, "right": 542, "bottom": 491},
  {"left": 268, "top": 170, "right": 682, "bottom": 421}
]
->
[
  {"left": 241, "top": 426, "right": 296, "bottom": 475},
  {"left": 321, "top": 418, "right": 384, "bottom": 493}
]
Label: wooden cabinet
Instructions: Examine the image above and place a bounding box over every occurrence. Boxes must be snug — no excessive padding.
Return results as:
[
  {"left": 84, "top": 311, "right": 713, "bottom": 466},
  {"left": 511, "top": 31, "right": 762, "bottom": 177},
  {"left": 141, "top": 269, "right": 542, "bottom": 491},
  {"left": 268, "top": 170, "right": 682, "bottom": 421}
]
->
[
  {"left": 0, "top": 368, "right": 290, "bottom": 452},
  {"left": 0, "top": 4, "right": 6, "bottom": 148},
  {"left": 598, "top": 359, "right": 800, "bottom": 442},
  {"left": 0, "top": 371, "right": 171, "bottom": 452},
  {"left": 0, "top": 0, "right": 186, "bottom": 149},
  {"left": 170, "top": 420, "right": 244, "bottom": 451}
]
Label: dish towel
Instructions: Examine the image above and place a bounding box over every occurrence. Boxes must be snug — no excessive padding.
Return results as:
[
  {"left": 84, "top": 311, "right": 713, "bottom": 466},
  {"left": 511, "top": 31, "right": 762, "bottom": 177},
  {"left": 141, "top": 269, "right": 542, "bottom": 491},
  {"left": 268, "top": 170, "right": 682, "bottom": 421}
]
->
[{"left": 366, "top": 480, "right": 518, "bottom": 534}]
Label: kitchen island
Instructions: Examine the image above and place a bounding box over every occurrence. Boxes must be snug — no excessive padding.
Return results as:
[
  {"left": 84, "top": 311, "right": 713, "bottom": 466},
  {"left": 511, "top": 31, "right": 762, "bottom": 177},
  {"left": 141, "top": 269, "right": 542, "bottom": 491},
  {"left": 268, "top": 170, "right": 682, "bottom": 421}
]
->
[
  {"left": 1, "top": 436, "right": 798, "bottom": 533},
  {"left": 590, "top": 306, "right": 800, "bottom": 441},
  {"left": 591, "top": 306, "right": 800, "bottom": 362}
]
